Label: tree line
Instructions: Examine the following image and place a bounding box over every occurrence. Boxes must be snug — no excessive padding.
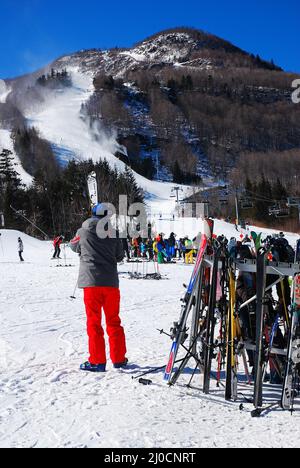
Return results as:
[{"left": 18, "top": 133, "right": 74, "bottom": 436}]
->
[{"left": 0, "top": 149, "right": 144, "bottom": 240}]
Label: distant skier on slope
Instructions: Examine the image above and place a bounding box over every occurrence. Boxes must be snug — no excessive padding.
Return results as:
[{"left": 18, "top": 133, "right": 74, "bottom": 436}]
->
[
  {"left": 70, "top": 203, "right": 127, "bottom": 373},
  {"left": 18, "top": 237, "right": 24, "bottom": 262},
  {"left": 52, "top": 235, "right": 64, "bottom": 259}
]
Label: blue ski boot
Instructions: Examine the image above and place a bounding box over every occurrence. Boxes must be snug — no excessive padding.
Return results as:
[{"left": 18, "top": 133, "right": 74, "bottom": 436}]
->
[{"left": 113, "top": 358, "right": 129, "bottom": 369}]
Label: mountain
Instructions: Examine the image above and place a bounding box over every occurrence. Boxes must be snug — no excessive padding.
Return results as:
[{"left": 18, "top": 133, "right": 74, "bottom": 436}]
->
[{"left": 0, "top": 27, "right": 300, "bottom": 197}]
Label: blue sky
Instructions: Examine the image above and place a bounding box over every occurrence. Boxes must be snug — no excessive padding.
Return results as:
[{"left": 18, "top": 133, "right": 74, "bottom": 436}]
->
[{"left": 0, "top": 0, "right": 299, "bottom": 79}]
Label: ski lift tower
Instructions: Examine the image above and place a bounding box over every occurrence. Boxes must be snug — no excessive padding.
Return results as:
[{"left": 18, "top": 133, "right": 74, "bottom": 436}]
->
[
  {"left": 171, "top": 186, "right": 183, "bottom": 205},
  {"left": 171, "top": 186, "right": 184, "bottom": 218},
  {"left": 287, "top": 197, "right": 300, "bottom": 224}
]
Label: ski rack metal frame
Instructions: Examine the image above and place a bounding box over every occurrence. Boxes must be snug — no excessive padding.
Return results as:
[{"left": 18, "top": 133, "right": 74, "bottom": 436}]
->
[{"left": 204, "top": 256, "right": 300, "bottom": 277}]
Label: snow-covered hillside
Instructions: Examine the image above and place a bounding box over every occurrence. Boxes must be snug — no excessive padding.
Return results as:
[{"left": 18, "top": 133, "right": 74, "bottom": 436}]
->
[
  {"left": 24, "top": 67, "right": 193, "bottom": 209},
  {"left": 0, "top": 79, "right": 33, "bottom": 185},
  {"left": 0, "top": 222, "right": 299, "bottom": 448},
  {"left": 0, "top": 80, "right": 11, "bottom": 104}
]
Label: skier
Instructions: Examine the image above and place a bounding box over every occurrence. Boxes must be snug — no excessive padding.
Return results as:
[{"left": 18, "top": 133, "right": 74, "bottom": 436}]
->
[
  {"left": 156, "top": 234, "right": 166, "bottom": 264},
  {"left": 297, "top": 238, "right": 300, "bottom": 262},
  {"left": 177, "top": 238, "right": 184, "bottom": 259},
  {"left": 53, "top": 235, "right": 64, "bottom": 259},
  {"left": 140, "top": 240, "right": 147, "bottom": 258},
  {"left": 122, "top": 237, "right": 131, "bottom": 262},
  {"left": 168, "top": 233, "right": 176, "bottom": 258},
  {"left": 132, "top": 237, "right": 140, "bottom": 258},
  {"left": 184, "top": 237, "right": 194, "bottom": 264},
  {"left": 228, "top": 237, "right": 237, "bottom": 257},
  {"left": 146, "top": 238, "right": 154, "bottom": 260},
  {"left": 18, "top": 237, "right": 24, "bottom": 262},
  {"left": 70, "top": 203, "right": 127, "bottom": 373}
]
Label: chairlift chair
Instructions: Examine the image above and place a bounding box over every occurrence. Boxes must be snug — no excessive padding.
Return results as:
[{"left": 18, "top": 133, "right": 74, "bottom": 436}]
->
[
  {"left": 219, "top": 198, "right": 229, "bottom": 206},
  {"left": 269, "top": 204, "right": 290, "bottom": 218},
  {"left": 240, "top": 198, "right": 254, "bottom": 209}
]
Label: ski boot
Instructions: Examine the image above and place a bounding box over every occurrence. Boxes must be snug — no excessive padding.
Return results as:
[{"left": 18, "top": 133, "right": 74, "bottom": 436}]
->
[
  {"left": 113, "top": 358, "right": 129, "bottom": 369},
  {"left": 80, "top": 362, "right": 106, "bottom": 373}
]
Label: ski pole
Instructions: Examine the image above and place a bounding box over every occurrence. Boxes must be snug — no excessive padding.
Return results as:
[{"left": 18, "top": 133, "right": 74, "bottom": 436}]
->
[
  {"left": 70, "top": 280, "right": 78, "bottom": 299},
  {"left": 63, "top": 244, "right": 67, "bottom": 267}
]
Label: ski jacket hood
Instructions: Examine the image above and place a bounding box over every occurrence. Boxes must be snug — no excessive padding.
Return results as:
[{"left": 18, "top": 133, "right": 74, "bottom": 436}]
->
[{"left": 70, "top": 217, "right": 125, "bottom": 289}]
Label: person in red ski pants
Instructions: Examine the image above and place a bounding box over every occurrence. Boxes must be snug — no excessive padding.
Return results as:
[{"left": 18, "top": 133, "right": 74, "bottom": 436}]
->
[
  {"left": 84, "top": 287, "right": 126, "bottom": 366},
  {"left": 70, "top": 203, "right": 127, "bottom": 373}
]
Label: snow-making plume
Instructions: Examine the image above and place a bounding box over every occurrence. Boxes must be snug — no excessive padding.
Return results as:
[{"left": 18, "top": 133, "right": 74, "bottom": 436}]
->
[{"left": 7, "top": 73, "right": 45, "bottom": 114}]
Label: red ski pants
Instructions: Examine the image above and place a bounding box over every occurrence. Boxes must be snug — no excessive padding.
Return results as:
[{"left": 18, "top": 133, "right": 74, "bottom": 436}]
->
[{"left": 84, "top": 287, "right": 127, "bottom": 365}]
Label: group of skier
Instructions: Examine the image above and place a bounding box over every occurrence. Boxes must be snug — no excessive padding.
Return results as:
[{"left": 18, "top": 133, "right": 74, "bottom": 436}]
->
[
  {"left": 16, "top": 235, "right": 64, "bottom": 263},
  {"left": 123, "top": 233, "right": 200, "bottom": 264}
]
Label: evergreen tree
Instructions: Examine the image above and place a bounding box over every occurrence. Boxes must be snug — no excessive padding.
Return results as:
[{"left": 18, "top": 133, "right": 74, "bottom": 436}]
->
[
  {"left": 255, "top": 174, "right": 272, "bottom": 220},
  {"left": 173, "top": 161, "right": 184, "bottom": 184},
  {"left": 273, "top": 178, "right": 287, "bottom": 201}
]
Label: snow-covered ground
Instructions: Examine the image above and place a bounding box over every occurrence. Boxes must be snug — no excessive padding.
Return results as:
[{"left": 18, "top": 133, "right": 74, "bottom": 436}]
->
[{"left": 0, "top": 223, "right": 300, "bottom": 449}]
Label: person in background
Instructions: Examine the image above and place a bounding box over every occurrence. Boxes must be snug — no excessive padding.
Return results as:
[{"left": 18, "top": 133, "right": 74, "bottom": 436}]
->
[
  {"left": 153, "top": 237, "right": 158, "bottom": 262},
  {"left": 168, "top": 233, "right": 176, "bottom": 259},
  {"left": 122, "top": 237, "right": 131, "bottom": 262},
  {"left": 132, "top": 238, "right": 140, "bottom": 258},
  {"left": 184, "top": 236, "right": 194, "bottom": 264},
  {"left": 146, "top": 238, "right": 154, "bottom": 260},
  {"left": 140, "top": 240, "right": 147, "bottom": 258},
  {"left": 18, "top": 237, "right": 24, "bottom": 262},
  {"left": 296, "top": 238, "right": 300, "bottom": 262},
  {"left": 53, "top": 235, "right": 64, "bottom": 259}
]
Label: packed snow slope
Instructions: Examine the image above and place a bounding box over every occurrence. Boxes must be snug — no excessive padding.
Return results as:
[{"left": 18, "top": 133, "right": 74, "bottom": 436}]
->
[
  {"left": 0, "top": 223, "right": 300, "bottom": 449},
  {"left": 24, "top": 68, "right": 193, "bottom": 212}
]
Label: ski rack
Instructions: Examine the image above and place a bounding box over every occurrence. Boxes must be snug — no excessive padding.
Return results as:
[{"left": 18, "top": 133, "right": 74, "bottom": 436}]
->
[{"left": 165, "top": 253, "right": 300, "bottom": 415}]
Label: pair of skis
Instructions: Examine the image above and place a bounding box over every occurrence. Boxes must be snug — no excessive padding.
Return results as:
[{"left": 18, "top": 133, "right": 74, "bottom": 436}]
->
[
  {"left": 87, "top": 172, "right": 98, "bottom": 208},
  {"left": 253, "top": 251, "right": 300, "bottom": 414},
  {"left": 164, "top": 220, "right": 213, "bottom": 383},
  {"left": 281, "top": 274, "right": 300, "bottom": 412}
]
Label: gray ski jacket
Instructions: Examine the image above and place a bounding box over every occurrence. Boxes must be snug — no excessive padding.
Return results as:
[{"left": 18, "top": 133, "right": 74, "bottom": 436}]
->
[{"left": 70, "top": 218, "right": 124, "bottom": 289}]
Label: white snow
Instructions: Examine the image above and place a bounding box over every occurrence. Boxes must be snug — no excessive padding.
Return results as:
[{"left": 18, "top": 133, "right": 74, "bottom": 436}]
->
[
  {"left": 119, "top": 51, "right": 147, "bottom": 63},
  {"left": 0, "top": 81, "right": 32, "bottom": 186},
  {"left": 0, "top": 221, "right": 300, "bottom": 448},
  {"left": 0, "top": 129, "right": 33, "bottom": 187}
]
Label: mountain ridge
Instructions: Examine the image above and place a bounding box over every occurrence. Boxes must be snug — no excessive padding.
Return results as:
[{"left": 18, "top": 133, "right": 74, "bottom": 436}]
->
[{"left": 0, "top": 27, "right": 299, "bottom": 197}]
